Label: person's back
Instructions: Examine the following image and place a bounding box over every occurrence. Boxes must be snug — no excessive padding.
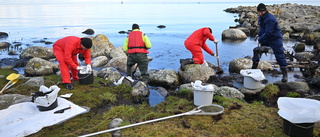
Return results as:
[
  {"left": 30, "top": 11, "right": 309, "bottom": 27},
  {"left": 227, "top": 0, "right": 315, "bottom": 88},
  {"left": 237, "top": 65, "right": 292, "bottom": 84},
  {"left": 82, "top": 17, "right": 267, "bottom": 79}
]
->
[{"left": 184, "top": 27, "right": 214, "bottom": 46}]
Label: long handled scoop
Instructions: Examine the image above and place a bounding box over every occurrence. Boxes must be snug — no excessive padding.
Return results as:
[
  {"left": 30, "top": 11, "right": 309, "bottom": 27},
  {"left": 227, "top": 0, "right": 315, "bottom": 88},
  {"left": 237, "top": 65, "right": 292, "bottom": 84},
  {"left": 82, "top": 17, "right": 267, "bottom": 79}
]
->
[
  {"left": 79, "top": 104, "right": 224, "bottom": 137},
  {"left": 0, "top": 73, "right": 20, "bottom": 94},
  {"left": 214, "top": 42, "right": 223, "bottom": 74}
]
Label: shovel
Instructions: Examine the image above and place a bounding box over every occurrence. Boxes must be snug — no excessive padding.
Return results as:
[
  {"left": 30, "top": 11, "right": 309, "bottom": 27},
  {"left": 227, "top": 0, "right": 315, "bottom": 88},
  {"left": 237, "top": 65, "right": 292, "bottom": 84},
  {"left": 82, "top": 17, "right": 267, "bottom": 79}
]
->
[
  {"left": 214, "top": 41, "right": 223, "bottom": 74},
  {"left": 0, "top": 73, "right": 20, "bottom": 94}
]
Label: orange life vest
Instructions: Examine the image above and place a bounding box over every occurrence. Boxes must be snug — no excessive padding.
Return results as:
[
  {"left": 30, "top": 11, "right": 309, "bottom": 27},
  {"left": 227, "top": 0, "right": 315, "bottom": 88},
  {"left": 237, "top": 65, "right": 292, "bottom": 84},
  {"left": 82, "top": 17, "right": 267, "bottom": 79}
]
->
[{"left": 127, "top": 31, "right": 148, "bottom": 54}]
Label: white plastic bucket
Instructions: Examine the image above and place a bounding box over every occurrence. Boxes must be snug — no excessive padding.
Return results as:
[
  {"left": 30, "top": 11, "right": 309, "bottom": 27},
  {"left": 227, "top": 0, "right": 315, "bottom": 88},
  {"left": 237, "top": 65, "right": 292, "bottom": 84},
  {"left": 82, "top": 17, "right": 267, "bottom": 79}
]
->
[
  {"left": 243, "top": 76, "right": 261, "bottom": 89},
  {"left": 194, "top": 90, "right": 214, "bottom": 106},
  {"left": 240, "top": 69, "right": 265, "bottom": 89}
]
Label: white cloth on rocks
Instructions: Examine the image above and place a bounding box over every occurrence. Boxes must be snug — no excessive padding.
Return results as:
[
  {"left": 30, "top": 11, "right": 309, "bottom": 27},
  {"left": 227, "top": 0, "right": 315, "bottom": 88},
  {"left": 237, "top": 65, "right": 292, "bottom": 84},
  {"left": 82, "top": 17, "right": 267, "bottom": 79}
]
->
[{"left": 0, "top": 97, "right": 88, "bottom": 137}]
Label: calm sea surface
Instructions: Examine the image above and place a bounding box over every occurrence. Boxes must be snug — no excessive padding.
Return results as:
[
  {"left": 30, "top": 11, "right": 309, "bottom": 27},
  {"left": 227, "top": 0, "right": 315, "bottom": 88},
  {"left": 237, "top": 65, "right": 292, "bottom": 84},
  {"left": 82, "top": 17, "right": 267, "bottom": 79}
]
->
[{"left": 0, "top": 1, "right": 319, "bottom": 73}]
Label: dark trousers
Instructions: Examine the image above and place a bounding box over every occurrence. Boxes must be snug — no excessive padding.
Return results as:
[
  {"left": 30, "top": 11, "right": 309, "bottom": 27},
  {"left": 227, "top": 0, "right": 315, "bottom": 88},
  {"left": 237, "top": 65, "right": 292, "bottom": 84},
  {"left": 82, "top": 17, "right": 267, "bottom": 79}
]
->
[
  {"left": 252, "top": 38, "right": 287, "bottom": 67},
  {"left": 127, "top": 53, "right": 149, "bottom": 80}
]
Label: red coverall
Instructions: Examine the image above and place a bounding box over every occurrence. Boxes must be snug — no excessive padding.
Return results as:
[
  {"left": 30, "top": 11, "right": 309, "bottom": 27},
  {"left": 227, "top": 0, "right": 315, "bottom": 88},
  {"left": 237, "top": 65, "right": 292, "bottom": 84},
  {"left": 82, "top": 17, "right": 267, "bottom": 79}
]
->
[
  {"left": 184, "top": 28, "right": 216, "bottom": 64},
  {"left": 53, "top": 36, "right": 91, "bottom": 83}
]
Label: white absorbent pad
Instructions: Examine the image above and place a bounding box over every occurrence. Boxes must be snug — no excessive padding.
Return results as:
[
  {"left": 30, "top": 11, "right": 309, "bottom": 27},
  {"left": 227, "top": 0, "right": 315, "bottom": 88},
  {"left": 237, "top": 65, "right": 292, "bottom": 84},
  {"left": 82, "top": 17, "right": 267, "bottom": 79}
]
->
[
  {"left": 0, "top": 97, "right": 88, "bottom": 137},
  {"left": 278, "top": 97, "right": 320, "bottom": 123}
]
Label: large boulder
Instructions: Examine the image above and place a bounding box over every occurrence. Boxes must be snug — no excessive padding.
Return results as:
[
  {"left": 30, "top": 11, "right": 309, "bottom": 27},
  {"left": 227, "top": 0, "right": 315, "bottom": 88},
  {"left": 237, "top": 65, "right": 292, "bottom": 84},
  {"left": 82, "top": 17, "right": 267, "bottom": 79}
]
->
[
  {"left": 178, "top": 63, "right": 216, "bottom": 84},
  {"left": 229, "top": 58, "right": 273, "bottom": 73},
  {"left": 109, "top": 46, "right": 127, "bottom": 59},
  {"left": 91, "top": 56, "right": 109, "bottom": 67},
  {"left": 274, "top": 81, "right": 310, "bottom": 96},
  {"left": 91, "top": 34, "right": 115, "bottom": 58},
  {"left": 105, "top": 57, "right": 127, "bottom": 73},
  {"left": 222, "top": 29, "right": 247, "bottom": 40},
  {"left": 216, "top": 86, "right": 245, "bottom": 99},
  {"left": 20, "top": 46, "right": 55, "bottom": 59},
  {"left": 148, "top": 69, "right": 180, "bottom": 89},
  {"left": 24, "top": 57, "right": 59, "bottom": 76}
]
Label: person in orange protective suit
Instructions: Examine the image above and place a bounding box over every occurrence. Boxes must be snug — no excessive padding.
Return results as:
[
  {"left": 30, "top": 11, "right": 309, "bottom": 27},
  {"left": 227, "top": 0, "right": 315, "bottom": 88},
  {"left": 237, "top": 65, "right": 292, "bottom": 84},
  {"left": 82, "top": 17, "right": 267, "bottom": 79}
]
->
[
  {"left": 53, "top": 36, "right": 92, "bottom": 90},
  {"left": 180, "top": 27, "right": 219, "bottom": 71}
]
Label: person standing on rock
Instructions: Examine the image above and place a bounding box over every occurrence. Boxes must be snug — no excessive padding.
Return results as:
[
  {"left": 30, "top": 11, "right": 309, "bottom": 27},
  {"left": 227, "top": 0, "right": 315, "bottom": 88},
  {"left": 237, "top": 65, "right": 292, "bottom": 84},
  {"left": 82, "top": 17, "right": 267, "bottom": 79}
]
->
[
  {"left": 123, "top": 24, "right": 152, "bottom": 82},
  {"left": 252, "top": 3, "right": 288, "bottom": 82},
  {"left": 53, "top": 36, "right": 92, "bottom": 90},
  {"left": 180, "top": 27, "right": 219, "bottom": 71}
]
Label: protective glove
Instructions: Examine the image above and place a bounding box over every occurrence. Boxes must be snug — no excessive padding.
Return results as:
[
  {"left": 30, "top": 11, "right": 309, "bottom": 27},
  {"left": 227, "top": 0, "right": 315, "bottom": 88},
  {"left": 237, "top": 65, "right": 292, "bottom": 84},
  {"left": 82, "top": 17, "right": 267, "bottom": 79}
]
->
[
  {"left": 255, "top": 35, "right": 259, "bottom": 41},
  {"left": 214, "top": 39, "right": 219, "bottom": 44},
  {"left": 86, "top": 64, "right": 92, "bottom": 72},
  {"left": 212, "top": 53, "right": 219, "bottom": 59},
  {"left": 76, "top": 66, "right": 85, "bottom": 70}
]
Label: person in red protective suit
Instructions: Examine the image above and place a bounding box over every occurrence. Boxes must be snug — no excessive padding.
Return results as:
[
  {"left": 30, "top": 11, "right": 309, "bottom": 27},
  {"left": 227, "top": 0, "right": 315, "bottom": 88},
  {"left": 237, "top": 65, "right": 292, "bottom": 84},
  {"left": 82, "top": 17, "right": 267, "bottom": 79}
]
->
[
  {"left": 53, "top": 36, "right": 92, "bottom": 90},
  {"left": 180, "top": 27, "right": 219, "bottom": 71}
]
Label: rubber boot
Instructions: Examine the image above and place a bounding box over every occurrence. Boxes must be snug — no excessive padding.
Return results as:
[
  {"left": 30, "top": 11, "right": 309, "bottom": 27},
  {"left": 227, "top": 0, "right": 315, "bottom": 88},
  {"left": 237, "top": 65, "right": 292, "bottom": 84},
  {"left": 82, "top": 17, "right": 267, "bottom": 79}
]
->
[
  {"left": 65, "top": 83, "right": 73, "bottom": 90},
  {"left": 180, "top": 59, "right": 194, "bottom": 71},
  {"left": 252, "top": 62, "right": 259, "bottom": 69},
  {"left": 281, "top": 67, "right": 288, "bottom": 82}
]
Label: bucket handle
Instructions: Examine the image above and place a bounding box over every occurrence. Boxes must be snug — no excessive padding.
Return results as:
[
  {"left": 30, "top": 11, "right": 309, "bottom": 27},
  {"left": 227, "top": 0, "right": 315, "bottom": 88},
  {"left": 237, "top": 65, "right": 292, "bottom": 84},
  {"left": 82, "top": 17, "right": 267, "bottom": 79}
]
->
[{"left": 291, "top": 123, "right": 315, "bottom": 129}]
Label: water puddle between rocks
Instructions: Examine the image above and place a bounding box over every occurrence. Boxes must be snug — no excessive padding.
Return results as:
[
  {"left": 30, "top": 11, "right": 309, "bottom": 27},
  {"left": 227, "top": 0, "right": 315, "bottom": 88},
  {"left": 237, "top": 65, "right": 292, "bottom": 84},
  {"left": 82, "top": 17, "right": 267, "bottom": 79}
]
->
[{"left": 148, "top": 87, "right": 166, "bottom": 107}]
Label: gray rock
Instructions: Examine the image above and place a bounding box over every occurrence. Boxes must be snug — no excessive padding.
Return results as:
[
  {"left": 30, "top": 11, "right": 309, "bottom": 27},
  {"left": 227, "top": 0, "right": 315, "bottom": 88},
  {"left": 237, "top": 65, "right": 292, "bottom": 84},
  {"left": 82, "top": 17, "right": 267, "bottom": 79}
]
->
[
  {"left": 82, "top": 28, "right": 94, "bottom": 35},
  {"left": 109, "top": 46, "right": 127, "bottom": 59},
  {"left": 293, "top": 42, "right": 305, "bottom": 52},
  {"left": 108, "top": 118, "right": 123, "bottom": 137},
  {"left": 91, "top": 34, "right": 115, "bottom": 58},
  {"left": 105, "top": 57, "right": 127, "bottom": 73},
  {"left": 178, "top": 63, "right": 216, "bottom": 83},
  {"left": 228, "top": 58, "right": 273, "bottom": 73},
  {"left": 0, "top": 94, "right": 30, "bottom": 110},
  {"left": 149, "top": 69, "right": 179, "bottom": 89},
  {"left": 91, "top": 56, "right": 109, "bottom": 67},
  {"left": 222, "top": 29, "right": 247, "bottom": 40},
  {"left": 295, "top": 52, "right": 314, "bottom": 61},
  {"left": 274, "top": 81, "right": 310, "bottom": 96},
  {"left": 22, "top": 77, "right": 45, "bottom": 87},
  {"left": 216, "top": 86, "right": 245, "bottom": 99},
  {"left": 131, "top": 81, "right": 149, "bottom": 96},
  {"left": 24, "top": 57, "right": 59, "bottom": 76},
  {"left": 0, "top": 42, "right": 11, "bottom": 49},
  {"left": 20, "top": 46, "right": 55, "bottom": 59},
  {"left": 97, "top": 67, "right": 122, "bottom": 83}
]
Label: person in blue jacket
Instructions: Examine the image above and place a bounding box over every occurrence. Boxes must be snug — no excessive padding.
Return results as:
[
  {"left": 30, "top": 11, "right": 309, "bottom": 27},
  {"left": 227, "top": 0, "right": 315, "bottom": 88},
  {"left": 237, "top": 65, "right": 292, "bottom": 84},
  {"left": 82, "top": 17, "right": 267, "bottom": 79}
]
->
[{"left": 252, "top": 3, "right": 288, "bottom": 82}]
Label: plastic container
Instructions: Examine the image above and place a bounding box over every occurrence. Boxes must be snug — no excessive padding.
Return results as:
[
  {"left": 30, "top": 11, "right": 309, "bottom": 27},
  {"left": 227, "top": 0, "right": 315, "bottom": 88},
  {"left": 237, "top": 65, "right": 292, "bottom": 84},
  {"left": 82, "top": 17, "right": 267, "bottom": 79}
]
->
[
  {"left": 240, "top": 69, "right": 265, "bottom": 89},
  {"left": 283, "top": 118, "right": 314, "bottom": 137},
  {"left": 191, "top": 81, "right": 215, "bottom": 106},
  {"left": 78, "top": 71, "right": 93, "bottom": 85},
  {"left": 37, "top": 98, "right": 58, "bottom": 111},
  {"left": 193, "top": 90, "right": 214, "bottom": 106},
  {"left": 243, "top": 76, "right": 261, "bottom": 89}
]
